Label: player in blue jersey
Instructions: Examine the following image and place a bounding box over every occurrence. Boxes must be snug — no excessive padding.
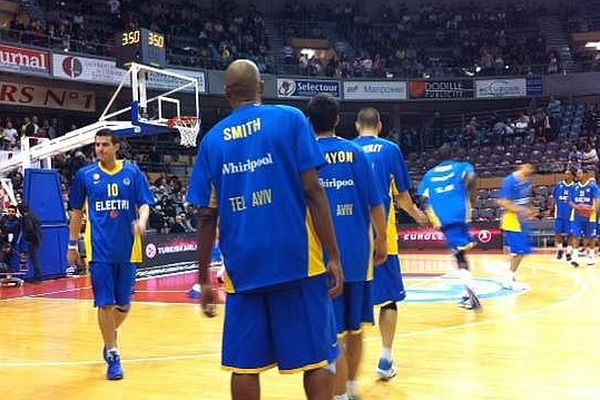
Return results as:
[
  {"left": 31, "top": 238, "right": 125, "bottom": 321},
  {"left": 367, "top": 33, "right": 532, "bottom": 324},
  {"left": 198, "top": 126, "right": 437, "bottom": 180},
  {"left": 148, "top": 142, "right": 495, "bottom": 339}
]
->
[
  {"left": 187, "top": 60, "right": 343, "bottom": 400},
  {"left": 549, "top": 169, "right": 575, "bottom": 261},
  {"left": 307, "top": 94, "right": 388, "bottom": 400},
  {"left": 417, "top": 144, "right": 481, "bottom": 311},
  {"left": 354, "top": 108, "right": 427, "bottom": 381},
  {"left": 569, "top": 168, "right": 599, "bottom": 268},
  {"left": 67, "top": 128, "right": 155, "bottom": 380},
  {"left": 498, "top": 164, "right": 535, "bottom": 290}
]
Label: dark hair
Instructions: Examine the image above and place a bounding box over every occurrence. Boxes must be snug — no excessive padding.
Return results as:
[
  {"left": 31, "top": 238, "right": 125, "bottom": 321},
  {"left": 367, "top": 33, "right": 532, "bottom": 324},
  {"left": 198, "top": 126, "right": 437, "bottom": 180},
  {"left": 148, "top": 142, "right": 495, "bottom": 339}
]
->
[
  {"left": 8, "top": 205, "right": 16, "bottom": 210},
  {"left": 438, "top": 143, "right": 452, "bottom": 159},
  {"left": 95, "top": 128, "right": 119, "bottom": 145},
  {"left": 356, "top": 107, "right": 381, "bottom": 128},
  {"left": 17, "top": 203, "right": 29, "bottom": 214},
  {"left": 306, "top": 93, "right": 339, "bottom": 134}
]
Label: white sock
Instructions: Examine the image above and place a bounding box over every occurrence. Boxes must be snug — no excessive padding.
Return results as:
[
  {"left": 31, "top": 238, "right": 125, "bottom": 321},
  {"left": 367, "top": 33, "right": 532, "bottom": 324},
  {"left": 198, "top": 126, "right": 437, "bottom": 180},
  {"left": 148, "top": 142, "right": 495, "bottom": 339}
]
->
[
  {"left": 381, "top": 347, "right": 393, "bottom": 362},
  {"left": 333, "top": 394, "right": 349, "bottom": 400},
  {"left": 457, "top": 268, "right": 474, "bottom": 291},
  {"left": 567, "top": 246, "right": 573, "bottom": 255},
  {"left": 107, "top": 347, "right": 119, "bottom": 354},
  {"left": 347, "top": 381, "right": 358, "bottom": 396}
]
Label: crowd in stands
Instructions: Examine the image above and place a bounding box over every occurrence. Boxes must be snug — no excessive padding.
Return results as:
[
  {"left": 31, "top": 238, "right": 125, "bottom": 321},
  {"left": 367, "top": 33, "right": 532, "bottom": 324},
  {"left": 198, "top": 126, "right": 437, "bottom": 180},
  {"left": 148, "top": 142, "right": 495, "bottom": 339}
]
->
[
  {"left": 281, "top": 1, "right": 560, "bottom": 78},
  {"left": 0, "top": 0, "right": 568, "bottom": 77}
]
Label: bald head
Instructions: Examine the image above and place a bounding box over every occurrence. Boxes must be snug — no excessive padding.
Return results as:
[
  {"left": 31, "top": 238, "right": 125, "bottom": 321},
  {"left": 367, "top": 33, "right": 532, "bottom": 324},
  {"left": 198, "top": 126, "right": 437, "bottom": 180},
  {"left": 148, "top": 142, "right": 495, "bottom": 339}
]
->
[{"left": 225, "top": 59, "right": 263, "bottom": 106}]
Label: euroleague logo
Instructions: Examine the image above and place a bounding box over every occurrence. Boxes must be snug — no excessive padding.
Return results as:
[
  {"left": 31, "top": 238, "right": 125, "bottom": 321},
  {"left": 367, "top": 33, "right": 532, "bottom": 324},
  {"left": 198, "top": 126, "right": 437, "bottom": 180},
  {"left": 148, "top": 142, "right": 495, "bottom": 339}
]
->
[
  {"left": 145, "top": 243, "right": 157, "bottom": 259},
  {"left": 477, "top": 229, "right": 492, "bottom": 244},
  {"left": 278, "top": 79, "right": 296, "bottom": 96},
  {"left": 62, "top": 56, "right": 83, "bottom": 78}
]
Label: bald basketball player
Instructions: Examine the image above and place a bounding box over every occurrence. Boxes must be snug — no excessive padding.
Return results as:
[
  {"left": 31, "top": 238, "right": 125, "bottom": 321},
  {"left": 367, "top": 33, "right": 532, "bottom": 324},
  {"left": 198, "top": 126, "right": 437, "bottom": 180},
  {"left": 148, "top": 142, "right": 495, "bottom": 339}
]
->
[{"left": 187, "top": 59, "right": 343, "bottom": 400}]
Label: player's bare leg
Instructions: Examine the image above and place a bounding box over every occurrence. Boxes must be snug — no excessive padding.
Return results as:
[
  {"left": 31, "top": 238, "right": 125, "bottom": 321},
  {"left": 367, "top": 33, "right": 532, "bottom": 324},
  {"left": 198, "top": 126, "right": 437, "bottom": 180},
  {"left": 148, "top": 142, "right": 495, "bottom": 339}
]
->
[
  {"left": 98, "top": 307, "right": 117, "bottom": 350},
  {"left": 334, "top": 345, "right": 349, "bottom": 399},
  {"left": 555, "top": 234, "right": 564, "bottom": 260},
  {"left": 304, "top": 367, "right": 335, "bottom": 400},
  {"left": 377, "top": 304, "right": 397, "bottom": 380},
  {"left": 345, "top": 333, "right": 363, "bottom": 399},
  {"left": 231, "top": 373, "right": 260, "bottom": 400}
]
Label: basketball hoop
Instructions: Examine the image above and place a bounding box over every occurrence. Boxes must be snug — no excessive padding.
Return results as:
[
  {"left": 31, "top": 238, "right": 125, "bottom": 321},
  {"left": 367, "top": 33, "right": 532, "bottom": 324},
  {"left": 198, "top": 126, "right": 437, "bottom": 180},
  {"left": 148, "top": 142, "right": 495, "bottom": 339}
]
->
[{"left": 167, "top": 116, "right": 200, "bottom": 147}]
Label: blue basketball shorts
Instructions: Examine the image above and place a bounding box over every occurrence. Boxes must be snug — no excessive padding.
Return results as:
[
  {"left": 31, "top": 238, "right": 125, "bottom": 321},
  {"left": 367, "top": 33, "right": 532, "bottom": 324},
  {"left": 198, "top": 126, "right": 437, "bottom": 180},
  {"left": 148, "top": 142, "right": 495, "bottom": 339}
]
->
[
  {"left": 504, "top": 230, "right": 533, "bottom": 256},
  {"left": 222, "top": 275, "right": 339, "bottom": 374},
  {"left": 571, "top": 218, "right": 596, "bottom": 239},
  {"left": 441, "top": 223, "right": 476, "bottom": 252},
  {"left": 332, "top": 281, "right": 374, "bottom": 336},
  {"left": 554, "top": 219, "right": 571, "bottom": 236},
  {"left": 89, "top": 262, "right": 137, "bottom": 308},
  {"left": 372, "top": 255, "right": 406, "bottom": 306}
]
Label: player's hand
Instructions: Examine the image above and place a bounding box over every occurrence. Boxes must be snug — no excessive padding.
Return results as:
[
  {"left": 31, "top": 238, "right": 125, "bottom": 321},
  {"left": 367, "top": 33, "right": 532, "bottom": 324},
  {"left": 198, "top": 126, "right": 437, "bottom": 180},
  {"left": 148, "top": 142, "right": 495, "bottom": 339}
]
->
[
  {"left": 327, "top": 257, "right": 344, "bottom": 299},
  {"left": 133, "top": 220, "right": 147, "bottom": 236},
  {"left": 373, "top": 237, "right": 387, "bottom": 266},
  {"left": 200, "top": 283, "right": 217, "bottom": 318},
  {"left": 67, "top": 248, "right": 81, "bottom": 266}
]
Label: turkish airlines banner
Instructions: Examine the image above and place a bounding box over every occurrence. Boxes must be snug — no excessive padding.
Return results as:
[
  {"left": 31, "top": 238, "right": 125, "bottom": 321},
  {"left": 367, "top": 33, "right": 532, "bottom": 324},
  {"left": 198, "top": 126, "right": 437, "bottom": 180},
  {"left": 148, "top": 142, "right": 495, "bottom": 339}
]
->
[
  {"left": 141, "top": 232, "right": 198, "bottom": 268},
  {"left": 397, "top": 225, "right": 503, "bottom": 250},
  {"left": 0, "top": 81, "right": 95, "bottom": 112},
  {"left": 0, "top": 43, "right": 50, "bottom": 76}
]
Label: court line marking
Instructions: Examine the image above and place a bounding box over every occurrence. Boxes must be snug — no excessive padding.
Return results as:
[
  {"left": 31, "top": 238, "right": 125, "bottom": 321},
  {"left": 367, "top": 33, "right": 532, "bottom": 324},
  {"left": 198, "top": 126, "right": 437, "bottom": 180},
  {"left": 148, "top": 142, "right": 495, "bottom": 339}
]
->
[{"left": 0, "top": 260, "right": 586, "bottom": 368}]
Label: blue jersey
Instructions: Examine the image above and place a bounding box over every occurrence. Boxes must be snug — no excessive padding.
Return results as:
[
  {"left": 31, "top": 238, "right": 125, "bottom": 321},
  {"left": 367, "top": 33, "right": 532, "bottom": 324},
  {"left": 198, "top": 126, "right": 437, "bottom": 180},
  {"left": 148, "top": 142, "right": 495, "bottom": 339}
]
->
[
  {"left": 354, "top": 136, "right": 410, "bottom": 255},
  {"left": 499, "top": 172, "right": 532, "bottom": 233},
  {"left": 187, "top": 104, "right": 327, "bottom": 294},
  {"left": 552, "top": 181, "right": 574, "bottom": 220},
  {"left": 569, "top": 180, "right": 599, "bottom": 222},
  {"left": 69, "top": 161, "right": 155, "bottom": 263},
  {"left": 317, "top": 137, "right": 382, "bottom": 282},
  {"left": 417, "top": 161, "right": 474, "bottom": 228}
]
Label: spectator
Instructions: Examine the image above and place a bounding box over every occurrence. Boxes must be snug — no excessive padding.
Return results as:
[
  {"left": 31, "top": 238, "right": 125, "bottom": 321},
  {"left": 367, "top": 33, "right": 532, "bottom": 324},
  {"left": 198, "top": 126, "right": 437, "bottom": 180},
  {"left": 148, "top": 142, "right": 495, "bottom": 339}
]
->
[
  {"left": 582, "top": 143, "right": 599, "bottom": 168},
  {"left": 18, "top": 203, "right": 43, "bottom": 283},
  {"left": 169, "top": 214, "right": 188, "bottom": 233},
  {"left": 2, "top": 121, "right": 18, "bottom": 150}
]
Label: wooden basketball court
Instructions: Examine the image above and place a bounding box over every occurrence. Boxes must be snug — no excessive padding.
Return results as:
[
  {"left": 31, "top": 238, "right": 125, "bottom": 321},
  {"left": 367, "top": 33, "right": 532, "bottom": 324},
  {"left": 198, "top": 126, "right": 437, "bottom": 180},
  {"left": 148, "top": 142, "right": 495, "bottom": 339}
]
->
[{"left": 1, "top": 253, "right": 598, "bottom": 400}]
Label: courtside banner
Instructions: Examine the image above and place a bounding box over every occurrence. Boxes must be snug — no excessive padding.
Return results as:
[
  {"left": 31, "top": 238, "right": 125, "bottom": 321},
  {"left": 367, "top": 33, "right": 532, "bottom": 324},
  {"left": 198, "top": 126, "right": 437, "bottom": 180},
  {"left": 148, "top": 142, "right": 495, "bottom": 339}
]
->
[
  {"left": 343, "top": 80, "right": 407, "bottom": 100},
  {"left": 409, "top": 80, "right": 474, "bottom": 99},
  {"left": 141, "top": 232, "right": 197, "bottom": 268},
  {"left": 475, "top": 78, "right": 527, "bottom": 98},
  {"left": 0, "top": 81, "right": 95, "bottom": 112},
  {"left": 52, "top": 54, "right": 206, "bottom": 92},
  {"left": 397, "top": 225, "right": 502, "bottom": 250},
  {"left": 277, "top": 78, "right": 341, "bottom": 98},
  {"left": 0, "top": 43, "right": 50, "bottom": 75}
]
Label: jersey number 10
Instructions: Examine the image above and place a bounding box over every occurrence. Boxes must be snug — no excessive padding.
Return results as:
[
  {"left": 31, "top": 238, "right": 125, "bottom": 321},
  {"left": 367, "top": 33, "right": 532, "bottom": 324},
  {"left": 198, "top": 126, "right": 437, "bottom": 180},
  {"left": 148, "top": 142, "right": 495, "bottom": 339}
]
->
[{"left": 107, "top": 183, "right": 119, "bottom": 197}]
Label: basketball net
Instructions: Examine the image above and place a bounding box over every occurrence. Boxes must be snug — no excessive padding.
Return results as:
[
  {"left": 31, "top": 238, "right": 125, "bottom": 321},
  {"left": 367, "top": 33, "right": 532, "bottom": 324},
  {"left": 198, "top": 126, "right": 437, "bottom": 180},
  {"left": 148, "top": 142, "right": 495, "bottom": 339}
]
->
[{"left": 167, "top": 116, "right": 200, "bottom": 147}]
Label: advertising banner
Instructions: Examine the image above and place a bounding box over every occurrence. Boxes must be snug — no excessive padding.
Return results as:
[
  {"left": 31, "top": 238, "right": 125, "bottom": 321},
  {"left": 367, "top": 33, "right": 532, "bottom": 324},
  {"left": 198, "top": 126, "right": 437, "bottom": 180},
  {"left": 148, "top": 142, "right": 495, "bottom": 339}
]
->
[
  {"left": 277, "top": 78, "right": 341, "bottom": 98},
  {"left": 525, "top": 76, "right": 543, "bottom": 96},
  {"left": 475, "top": 78, "right": 527, "bottom": 98},
  {"left": 397, "top": 225, "right": 502, "bottom": 250},
  {"left": 409, "top": 80, "right": 474, "bottom": 99},
  {"left": 141, "top": 232, "right": 198, "bottom": 268},
  {"left": 0, "top": 81, "right": 95, "bottom": 111},
  {"left": 0, "top": 43, "right": 50, "bottom": 75},
  {"left": 52, "top": 54, "right": 206, "bottom": 92},
  {"left": 343, "top": 80, "right": 407, "bottom": 100}
]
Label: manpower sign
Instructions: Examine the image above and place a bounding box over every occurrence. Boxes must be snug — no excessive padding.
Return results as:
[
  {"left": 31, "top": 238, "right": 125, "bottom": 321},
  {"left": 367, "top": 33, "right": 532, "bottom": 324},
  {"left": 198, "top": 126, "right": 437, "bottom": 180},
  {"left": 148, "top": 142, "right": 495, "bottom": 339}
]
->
[
  {"left": 343, "top": 81, "right": 407, "bottom": 100},
  {"left": 0, "top": 43, "right": 50, "bottom": 76},
  {"left": 52, "top": 54, "right": 206, "bottom": 92},
  {"left": 277, "top": 78, "right": 340, "bottom": 98}
]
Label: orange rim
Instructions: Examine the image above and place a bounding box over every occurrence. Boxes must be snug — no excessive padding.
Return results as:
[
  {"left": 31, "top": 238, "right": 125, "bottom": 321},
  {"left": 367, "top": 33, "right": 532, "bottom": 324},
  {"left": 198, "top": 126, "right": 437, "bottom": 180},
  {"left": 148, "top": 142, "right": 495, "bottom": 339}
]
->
[{"left": 167, "top": 116, "right": 198, "bottom": 129}]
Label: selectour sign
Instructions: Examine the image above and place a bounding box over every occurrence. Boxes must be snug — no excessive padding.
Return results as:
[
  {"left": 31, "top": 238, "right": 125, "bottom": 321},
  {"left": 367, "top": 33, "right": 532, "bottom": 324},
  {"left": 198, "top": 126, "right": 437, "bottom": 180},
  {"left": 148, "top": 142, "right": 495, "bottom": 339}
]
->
[{"left": 277, "top": 78, "right": 341, "bottom": 98}]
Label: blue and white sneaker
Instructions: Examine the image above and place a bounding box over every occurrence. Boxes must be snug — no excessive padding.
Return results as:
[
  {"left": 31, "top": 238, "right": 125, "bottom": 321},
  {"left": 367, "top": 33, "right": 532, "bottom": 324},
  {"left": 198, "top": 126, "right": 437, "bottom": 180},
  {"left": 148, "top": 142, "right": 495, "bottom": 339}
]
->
[
  {"left": 376, "top": 358, "right": 397, "bottom": 381},
  {"left": 102, "top": 332, "right": 118, "bottom": 362},
  {"left": 106, "top": 351, "right": 124, "bottom": 380}
]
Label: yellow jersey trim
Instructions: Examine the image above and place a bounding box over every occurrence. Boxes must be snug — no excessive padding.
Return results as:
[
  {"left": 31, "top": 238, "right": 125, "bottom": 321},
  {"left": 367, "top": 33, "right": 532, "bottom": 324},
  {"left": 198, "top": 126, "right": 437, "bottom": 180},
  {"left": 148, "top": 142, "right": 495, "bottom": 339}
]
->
[
  {"left": 306, "top": 210, "right": 326, "bottom": 277},
  {"left": 221, "top": 363, "right": 277, "bottom": 374},
  {"left": 83, "top": 201, "right": 93, "bottom": 262},
  {"left": 367, "top": 223, "right": 374, "bottom": 281},
  {"left": 98, "top": 160, "right": 124, "bottom": 176},
  {"left": 279, "top": 360, "right": 329, "bottom": 374}
]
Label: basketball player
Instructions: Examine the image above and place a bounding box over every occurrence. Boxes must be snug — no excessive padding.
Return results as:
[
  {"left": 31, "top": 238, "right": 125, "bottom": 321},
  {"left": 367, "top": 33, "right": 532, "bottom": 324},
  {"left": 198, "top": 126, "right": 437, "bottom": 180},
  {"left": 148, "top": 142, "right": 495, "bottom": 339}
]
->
[
  {"left": 354, "top": 108, "right": 427, "bottom": 381},
  {"left": 187, "top": 60, "right": 343, "bottom": 400},
  {"left": 549, "top": 169, "right": 575, "bottom": 261},
  {"left": 67, "top": 128, "right": 155, "bottom": 380},
  {"left": 307, "top": 94, "right": 387, "bottom": 400},
  {"left": 497, "top": 164, "right": 535, "bottom": 289},
  {"left": 417, "top": 144, "right": 481, "bottom": 311},
  {"left": 569, "top": 168, "right": 599, "bottom": 267}
]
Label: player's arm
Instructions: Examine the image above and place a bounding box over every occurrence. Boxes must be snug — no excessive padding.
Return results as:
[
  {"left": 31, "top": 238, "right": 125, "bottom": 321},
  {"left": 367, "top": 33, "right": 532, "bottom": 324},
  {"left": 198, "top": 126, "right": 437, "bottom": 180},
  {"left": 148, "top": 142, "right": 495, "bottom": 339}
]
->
[
  {"left": 196, "top": 206, "right": 218, "bottom": 316},
  {"left": 301, "top": 169, "right": 343, "bottom": 298},
  {"left": 497, "top": 181, "right": 533, "bottom": 219},
  {"left": 391, "top": 146, "right": 428, "bottom": 225},
  {"left": 67, "top": 170, "right": 86, "bottom": 265},
  {"left": 395, "top": 191, "right": 428, "bottom": 225},
  {"left": 134, "top": 167, "right": 156, "bottom": 235}
]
